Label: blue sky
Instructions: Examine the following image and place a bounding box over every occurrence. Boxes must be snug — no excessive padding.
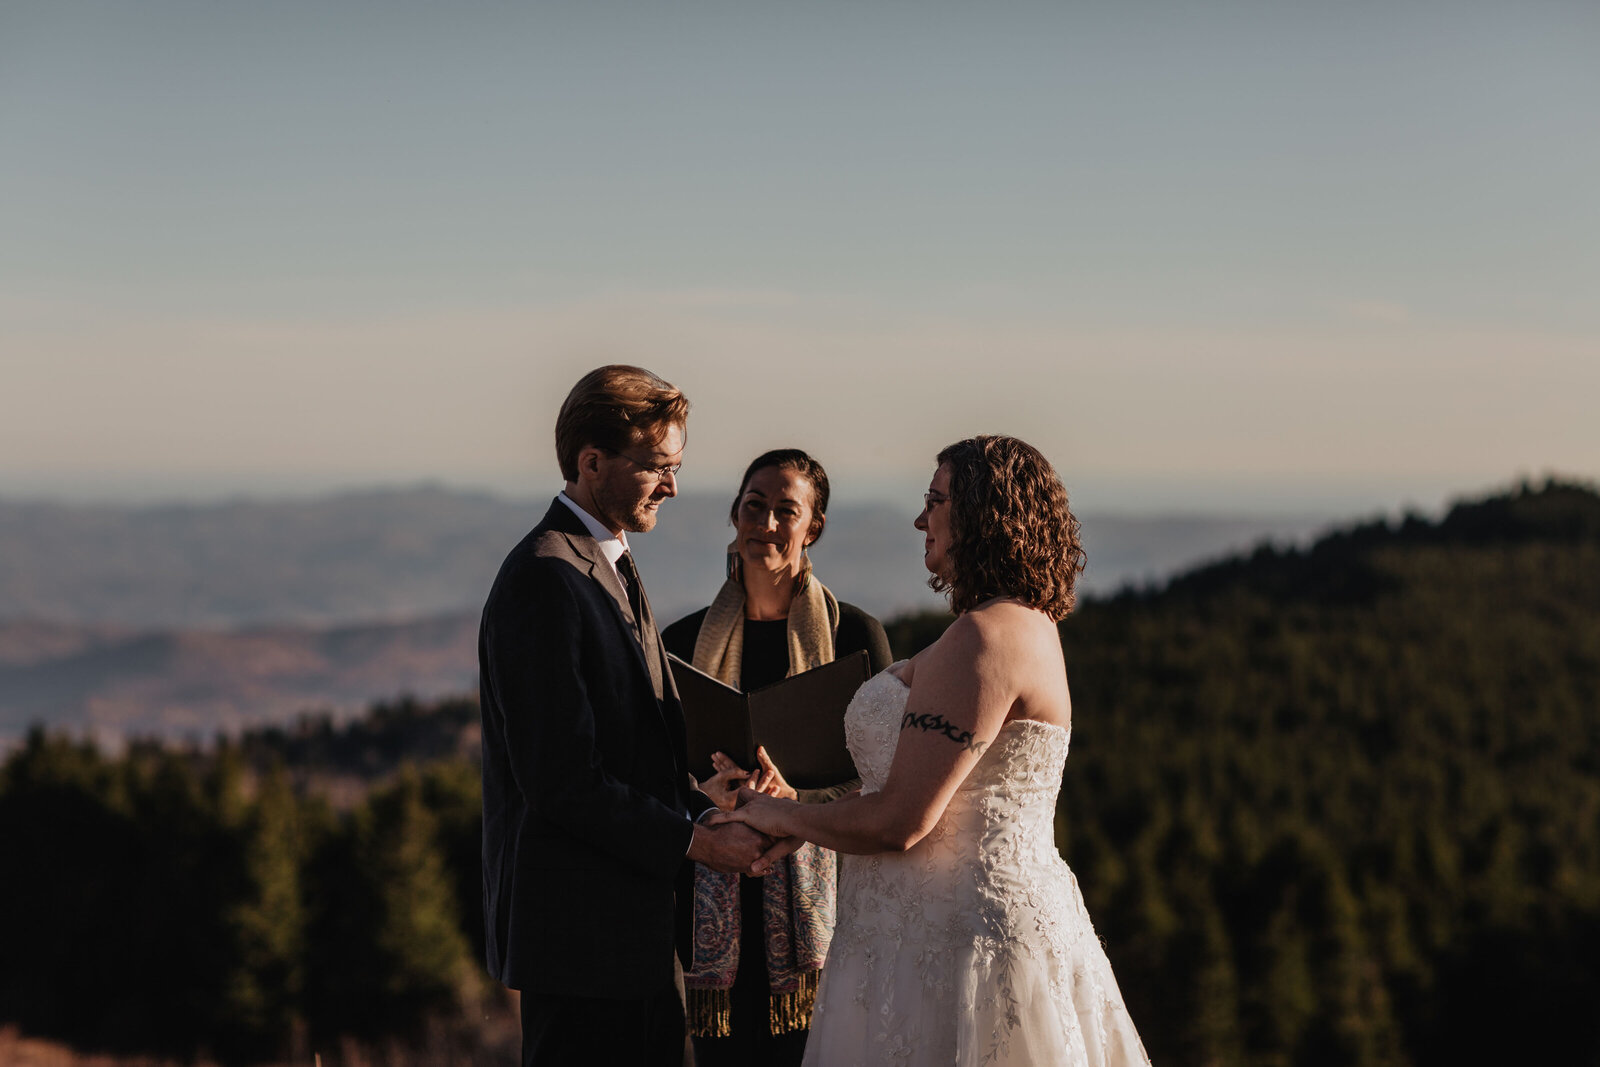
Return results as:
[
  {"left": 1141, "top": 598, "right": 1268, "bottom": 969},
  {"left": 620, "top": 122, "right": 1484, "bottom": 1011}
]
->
[{"left": 2, "top": 2, "right": 1595, "bottom": 514}]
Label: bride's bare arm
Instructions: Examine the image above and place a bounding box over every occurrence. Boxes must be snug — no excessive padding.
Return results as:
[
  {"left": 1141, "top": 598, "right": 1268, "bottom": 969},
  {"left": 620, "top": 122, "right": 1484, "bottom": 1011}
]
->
[{"left": 718, "top": 609, "right": 1032, "bottom": 855}]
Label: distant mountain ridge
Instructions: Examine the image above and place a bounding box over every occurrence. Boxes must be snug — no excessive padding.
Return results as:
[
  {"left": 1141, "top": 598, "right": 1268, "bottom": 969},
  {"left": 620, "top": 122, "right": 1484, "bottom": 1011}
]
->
[
  {"left": 1155, "top": 475, "right": 1600, "bottom": 606},
  {"left": 0, "top": 486, "right": 531, "bottom": 629},
  {"left": 0, "top": 612, "right": 477, "bottom": 745},
  {"left": 0, "top": 484, "right": 1332, "bottom": 629},
  {"left": 0, "top": 484, "right": 1340, "bottom": 743},
  {"left": 0, "top": 479, "right": 1586, "bottom": 745}
]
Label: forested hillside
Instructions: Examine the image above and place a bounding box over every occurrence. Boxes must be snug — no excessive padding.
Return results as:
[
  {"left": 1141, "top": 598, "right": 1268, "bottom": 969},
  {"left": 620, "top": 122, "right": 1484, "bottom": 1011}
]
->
[
  {"left": 1056, "top": 478, "right": 1600, "bottom": 1066},
  {"left": 1, "top": 479, "right": 1595, "bottom": 1065}
]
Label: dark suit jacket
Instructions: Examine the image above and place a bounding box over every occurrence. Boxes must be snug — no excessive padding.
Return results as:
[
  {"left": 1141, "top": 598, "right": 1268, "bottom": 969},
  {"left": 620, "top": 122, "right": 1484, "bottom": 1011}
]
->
[{"left": 479, "top": 498, "right": 712, "bottom": 999}]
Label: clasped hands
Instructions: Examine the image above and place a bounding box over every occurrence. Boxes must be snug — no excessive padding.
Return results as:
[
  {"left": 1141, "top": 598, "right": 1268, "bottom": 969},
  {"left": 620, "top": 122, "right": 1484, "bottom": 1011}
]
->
[{"left": 690, "top": 747, "right": 804, "bottom": 876}]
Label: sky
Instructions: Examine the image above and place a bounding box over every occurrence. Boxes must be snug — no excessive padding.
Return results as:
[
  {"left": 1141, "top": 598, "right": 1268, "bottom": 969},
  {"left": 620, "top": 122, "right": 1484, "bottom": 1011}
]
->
[{"left": 2, "top": 1, "right": 1596, "bottom": 517}]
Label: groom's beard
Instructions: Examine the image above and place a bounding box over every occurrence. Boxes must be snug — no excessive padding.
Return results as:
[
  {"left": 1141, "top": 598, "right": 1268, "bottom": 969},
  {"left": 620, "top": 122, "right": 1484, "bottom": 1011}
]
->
[{"left": 594, "top": 477, "right": 665, "bottom": 534}]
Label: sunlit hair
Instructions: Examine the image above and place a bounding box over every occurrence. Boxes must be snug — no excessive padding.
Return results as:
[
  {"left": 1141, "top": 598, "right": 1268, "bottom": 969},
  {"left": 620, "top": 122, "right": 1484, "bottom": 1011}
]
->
[
  {"left": 930, "top": 435, "right": 1085, "bottom": 620},
  {"left": 728, "top": 448, "right": 831, "bottom": 546},
  {"left": 555, "top": 365, "right": 689, "bottom": 482}
]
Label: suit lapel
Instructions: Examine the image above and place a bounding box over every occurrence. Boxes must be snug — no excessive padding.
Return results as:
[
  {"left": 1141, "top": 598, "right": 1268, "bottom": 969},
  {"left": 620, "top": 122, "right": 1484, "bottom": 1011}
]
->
[{"left": 545, "top": 501, "right": 669, "bottom": 703}]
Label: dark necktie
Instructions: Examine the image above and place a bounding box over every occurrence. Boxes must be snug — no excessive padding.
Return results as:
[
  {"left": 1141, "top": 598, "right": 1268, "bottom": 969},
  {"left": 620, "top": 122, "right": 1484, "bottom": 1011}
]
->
[
  {"left": 616, "top": 550, "right": 645, "bottom": 627},
  {"left": 617, "top": 550, "right": 668, "bottom": 701}
]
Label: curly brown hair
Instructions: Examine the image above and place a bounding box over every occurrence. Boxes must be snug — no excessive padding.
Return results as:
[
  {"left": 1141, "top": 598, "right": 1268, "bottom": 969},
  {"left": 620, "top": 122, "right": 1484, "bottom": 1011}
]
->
[{"left": 929, "top": 435, "right": 1085, "bottom": 620}]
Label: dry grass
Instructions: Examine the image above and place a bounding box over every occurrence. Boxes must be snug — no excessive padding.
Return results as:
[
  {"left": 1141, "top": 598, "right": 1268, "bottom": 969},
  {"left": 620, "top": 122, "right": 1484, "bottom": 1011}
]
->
[
  {"left": 0, "top": 1027, "right": 195, "bottom": 1067},
  {"left": 0, "top": 990, "right": 521, "bottom": 1067}
]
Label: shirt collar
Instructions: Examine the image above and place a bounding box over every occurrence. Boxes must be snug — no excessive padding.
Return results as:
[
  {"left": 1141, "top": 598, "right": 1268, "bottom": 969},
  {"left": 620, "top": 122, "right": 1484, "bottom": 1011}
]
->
[{"left": 557, "top": 491, "right": 630, "bottom": 566}]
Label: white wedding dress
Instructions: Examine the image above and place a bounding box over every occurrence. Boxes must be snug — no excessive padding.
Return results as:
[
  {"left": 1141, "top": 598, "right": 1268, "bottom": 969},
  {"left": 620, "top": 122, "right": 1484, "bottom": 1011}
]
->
[{"left": 802, "top": 666, "right": 1151, "bottom": 1066}]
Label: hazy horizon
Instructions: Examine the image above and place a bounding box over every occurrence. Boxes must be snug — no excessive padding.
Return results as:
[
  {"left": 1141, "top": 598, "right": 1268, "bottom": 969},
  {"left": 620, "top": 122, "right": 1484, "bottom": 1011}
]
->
[
  {"left": 4, "top": 3, "right": 1594, "bottom": 515},
  {"left": 0, "top": 469, "right": 1555, "bottom": 523},
  {"left": 0, "top": 482, "right": 1349, "bottom": 634}
]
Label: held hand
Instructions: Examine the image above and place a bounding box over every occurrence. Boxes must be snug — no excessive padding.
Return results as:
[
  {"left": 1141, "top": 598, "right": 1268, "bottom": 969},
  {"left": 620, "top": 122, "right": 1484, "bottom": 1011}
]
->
[
  {"left": 750, "top": 833, "right": 804, "bottom": 876},
  {"left": 688, "top": 819, "right": 773, "bottom": 876},
  {"left": 712, "top": 787, "right": 797, "bottom": 840},
  {"left": 753, "top": 745, "right": 798, "bottom": 800}
]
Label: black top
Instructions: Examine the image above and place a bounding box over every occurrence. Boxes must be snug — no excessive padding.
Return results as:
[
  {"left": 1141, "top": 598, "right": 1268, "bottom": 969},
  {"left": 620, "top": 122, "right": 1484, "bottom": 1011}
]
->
[{"left": 661, "top": 600, "right": 895, "bottom": 683}]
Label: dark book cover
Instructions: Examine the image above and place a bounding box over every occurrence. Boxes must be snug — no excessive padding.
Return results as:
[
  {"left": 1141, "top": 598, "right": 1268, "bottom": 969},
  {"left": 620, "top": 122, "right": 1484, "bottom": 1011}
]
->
[{"left": 669, "top": 650, "right": 870, "bottom": 789}]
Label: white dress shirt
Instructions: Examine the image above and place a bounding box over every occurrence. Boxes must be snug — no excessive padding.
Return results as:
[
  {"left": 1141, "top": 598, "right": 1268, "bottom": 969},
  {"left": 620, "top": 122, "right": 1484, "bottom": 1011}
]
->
[{"left": 557, "top": 492, "right": 630, "bottom": 584}]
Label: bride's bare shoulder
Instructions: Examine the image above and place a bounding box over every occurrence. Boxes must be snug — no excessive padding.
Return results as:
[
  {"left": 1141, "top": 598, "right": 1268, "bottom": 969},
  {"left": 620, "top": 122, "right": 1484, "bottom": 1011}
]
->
[
  {"left": 963, "top": 600, "right": 1070, "bottom": 725},
  {"left": 889, "top": 614, "right": 973, "bottom": 687},
  {"left": 901, "top": 601, "right": 1056, "bottom": 677},
  {"left": 894, "top": 607, "right": 1068, "bottom": 721},
  {"left": 964, "top": 597, "right": 1060, "bottom": 644}
]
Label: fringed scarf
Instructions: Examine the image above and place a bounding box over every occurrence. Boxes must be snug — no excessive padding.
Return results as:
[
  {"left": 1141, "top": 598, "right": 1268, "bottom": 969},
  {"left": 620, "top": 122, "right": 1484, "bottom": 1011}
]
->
[{"left": 684, "top": 553, "right": 841, "bottom": 1037}]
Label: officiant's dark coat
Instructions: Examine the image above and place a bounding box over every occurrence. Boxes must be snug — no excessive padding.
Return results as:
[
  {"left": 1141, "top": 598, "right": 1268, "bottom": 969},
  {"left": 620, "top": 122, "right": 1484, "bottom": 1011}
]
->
[{"left": 479, "top": 499, "right": 710, "bottom": 999}]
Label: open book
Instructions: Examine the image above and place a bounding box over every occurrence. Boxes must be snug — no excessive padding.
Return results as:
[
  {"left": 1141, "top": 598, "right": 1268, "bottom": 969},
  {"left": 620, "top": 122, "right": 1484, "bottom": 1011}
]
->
[{"left": 668, "top": 651, "right": 871, "bottom": 789}]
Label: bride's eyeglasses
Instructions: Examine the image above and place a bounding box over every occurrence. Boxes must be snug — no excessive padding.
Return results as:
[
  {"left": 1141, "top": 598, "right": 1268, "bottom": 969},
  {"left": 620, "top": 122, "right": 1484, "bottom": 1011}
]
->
[
  {"left": 923, "top": 492, "right": 950, "bottom": 510},
  {"left": 602, "top": 446, "right": 683, "bottom": 481}
]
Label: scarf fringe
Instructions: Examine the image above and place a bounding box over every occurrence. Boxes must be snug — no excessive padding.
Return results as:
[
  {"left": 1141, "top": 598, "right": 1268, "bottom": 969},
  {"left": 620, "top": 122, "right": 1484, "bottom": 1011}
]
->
[
  {"left": 687, "top": 970, "right": 821, "bottom": 1038},
  {"left": 769, "top": 968, "right": 821, "bottom": 1034},
  {"left": 687, "top": 986, "right": 733, "bottom": 1039}
]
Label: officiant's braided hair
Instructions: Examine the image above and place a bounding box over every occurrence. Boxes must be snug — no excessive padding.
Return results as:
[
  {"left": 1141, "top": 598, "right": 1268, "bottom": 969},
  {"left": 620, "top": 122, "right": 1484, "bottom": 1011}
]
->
[
  {"left": 556, "top": 365, "right": 690, "bottom": 481},
  {"left": 932, "top": 435, "right": 1085, "bottom": 621}
]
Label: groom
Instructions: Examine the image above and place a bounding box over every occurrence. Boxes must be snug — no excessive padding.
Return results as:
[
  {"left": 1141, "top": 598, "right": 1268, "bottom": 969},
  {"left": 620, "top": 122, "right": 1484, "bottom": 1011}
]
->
[{"left": 479, "top": 365, "right": 774, "bottom": 1066}]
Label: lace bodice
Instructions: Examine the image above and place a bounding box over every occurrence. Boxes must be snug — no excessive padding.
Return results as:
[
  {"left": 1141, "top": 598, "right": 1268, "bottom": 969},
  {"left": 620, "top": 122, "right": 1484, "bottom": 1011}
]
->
[
  {"left": 804, "top": 665, "right": 1149, "bottom": 1066},
  {"left": 846, "top": 664, "right": 1071, "bottom": 799}
]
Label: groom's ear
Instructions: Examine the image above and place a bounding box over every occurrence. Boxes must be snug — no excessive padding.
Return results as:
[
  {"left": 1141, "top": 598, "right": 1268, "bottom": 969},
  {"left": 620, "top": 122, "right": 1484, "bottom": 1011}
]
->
[{"left": 576, "top": 444, "right": 605, "bottom": 480}]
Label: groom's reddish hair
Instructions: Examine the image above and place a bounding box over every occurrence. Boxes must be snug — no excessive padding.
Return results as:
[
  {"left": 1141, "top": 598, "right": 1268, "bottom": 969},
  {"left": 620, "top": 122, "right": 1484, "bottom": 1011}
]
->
[{"left": 555, "top": 365, "right": 690, "bottom": 482}]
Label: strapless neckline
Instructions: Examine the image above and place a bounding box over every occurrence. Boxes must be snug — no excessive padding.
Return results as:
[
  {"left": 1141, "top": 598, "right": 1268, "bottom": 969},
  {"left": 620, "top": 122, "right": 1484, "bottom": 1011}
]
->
[{"left": 876, "top": 659, "right": 1071, "bottom": 738}]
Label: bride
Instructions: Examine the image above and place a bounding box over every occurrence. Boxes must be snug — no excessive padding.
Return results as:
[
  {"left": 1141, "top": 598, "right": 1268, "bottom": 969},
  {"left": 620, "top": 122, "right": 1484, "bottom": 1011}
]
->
[{"left": 720, "top": 435, "right": 1151, "bottom": 1066}]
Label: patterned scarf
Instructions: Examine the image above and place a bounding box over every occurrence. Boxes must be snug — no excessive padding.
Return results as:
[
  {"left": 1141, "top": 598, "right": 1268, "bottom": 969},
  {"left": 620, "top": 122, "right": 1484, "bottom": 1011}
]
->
[{"left": 684, "top": 553, "right": 841, "bottom": 1037}]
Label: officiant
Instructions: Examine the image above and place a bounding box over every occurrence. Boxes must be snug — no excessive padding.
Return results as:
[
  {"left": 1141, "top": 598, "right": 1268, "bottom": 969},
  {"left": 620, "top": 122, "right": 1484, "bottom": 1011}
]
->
[{"left": 661, "top": 448, "right": 892, "bottom": 1067}]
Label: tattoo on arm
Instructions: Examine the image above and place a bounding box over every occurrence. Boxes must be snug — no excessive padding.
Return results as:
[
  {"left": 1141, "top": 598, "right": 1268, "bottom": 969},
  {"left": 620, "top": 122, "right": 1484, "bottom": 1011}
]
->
[{"left": 900, "top": 711, "right": 988, "bottom": 755}]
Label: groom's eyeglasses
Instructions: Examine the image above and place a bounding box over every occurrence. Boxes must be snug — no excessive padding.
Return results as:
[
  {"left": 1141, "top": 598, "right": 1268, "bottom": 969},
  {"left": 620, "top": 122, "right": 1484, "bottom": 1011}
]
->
[{"left": 602, "top": 447, "right": 683, "bottom": 480}]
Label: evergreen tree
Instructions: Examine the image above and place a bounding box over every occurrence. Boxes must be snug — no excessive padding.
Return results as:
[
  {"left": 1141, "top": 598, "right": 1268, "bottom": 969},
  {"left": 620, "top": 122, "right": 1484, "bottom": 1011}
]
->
[{"left": 218, "top": 762, "right": 308, "bottom": 1060}]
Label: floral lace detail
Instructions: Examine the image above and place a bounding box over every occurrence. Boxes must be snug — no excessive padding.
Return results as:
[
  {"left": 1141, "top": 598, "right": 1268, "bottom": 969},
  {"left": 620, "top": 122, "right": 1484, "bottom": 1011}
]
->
[{"left": 805, "top": 666, "right": 1151, "bottom": 1066}]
